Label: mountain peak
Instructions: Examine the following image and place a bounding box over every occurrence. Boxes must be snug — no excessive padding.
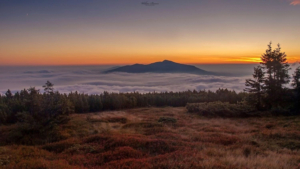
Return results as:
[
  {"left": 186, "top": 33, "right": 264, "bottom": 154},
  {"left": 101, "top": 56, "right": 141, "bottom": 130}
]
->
[{"left": 162, "top": 60, "right": 173, "bottom": 63}]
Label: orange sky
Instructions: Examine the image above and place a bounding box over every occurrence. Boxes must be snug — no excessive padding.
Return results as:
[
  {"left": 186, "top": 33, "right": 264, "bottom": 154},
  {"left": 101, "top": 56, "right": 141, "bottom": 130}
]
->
[
  {"left": 0, "top": 0, "right": 299, "bottom": 66},
  {"left": 1, "top": 51, "right": 298, "bottom": 66},
  {"left": 1, "top": 40, "right": 298, "bottom": 65}
]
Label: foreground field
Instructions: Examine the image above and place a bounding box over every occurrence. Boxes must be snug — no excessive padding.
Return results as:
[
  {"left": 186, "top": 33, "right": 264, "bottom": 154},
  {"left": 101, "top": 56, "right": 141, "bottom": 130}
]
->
[{"left": 1, "top": 107, "right": 300, "bottom": 169}]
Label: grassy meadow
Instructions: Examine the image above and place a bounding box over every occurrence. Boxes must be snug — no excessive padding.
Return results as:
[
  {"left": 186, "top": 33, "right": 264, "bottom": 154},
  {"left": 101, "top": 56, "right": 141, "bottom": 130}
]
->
[{"left": 1, "top": 107, "right": 300, "bottom": 169}]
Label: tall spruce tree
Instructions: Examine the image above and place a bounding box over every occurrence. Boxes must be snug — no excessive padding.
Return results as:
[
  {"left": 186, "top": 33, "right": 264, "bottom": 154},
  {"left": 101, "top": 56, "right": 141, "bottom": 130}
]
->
[
  {"left": 260, "top": 42, "right": 290, "bottom": 108},
  {"left": 244, "top": 66, "right": 265, "bottom": 109}
]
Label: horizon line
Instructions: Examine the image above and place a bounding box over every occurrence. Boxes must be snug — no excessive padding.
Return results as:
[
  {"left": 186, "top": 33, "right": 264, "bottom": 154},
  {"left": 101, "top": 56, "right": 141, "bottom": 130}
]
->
[{"left": 0, "top": 62, "right": 262, "bottom": 67}]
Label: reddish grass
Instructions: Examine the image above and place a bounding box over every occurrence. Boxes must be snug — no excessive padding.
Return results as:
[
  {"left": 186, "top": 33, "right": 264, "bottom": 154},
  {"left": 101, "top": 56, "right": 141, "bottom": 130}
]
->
[
  {"left": 1, "top": 107, "right": 300, "bottom": 169},
  {"left": 42, "top": 138, "right": 79, "bottom": 153}
]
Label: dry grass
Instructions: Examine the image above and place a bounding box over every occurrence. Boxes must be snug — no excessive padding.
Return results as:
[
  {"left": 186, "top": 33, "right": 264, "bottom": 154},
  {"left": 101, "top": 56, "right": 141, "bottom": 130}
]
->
[{"left": 1, "top": 107, "right": 300, "bottom": 169}]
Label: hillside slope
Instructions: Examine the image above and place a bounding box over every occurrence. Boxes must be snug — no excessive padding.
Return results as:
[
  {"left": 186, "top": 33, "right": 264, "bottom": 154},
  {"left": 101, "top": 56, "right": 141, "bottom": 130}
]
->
[{"left": 1, "top": 107, "right": 300, "bottom": 169}]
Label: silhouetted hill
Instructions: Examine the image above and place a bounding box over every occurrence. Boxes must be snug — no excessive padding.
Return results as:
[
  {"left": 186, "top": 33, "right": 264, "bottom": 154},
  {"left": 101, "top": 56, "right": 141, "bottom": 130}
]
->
[{"left": 104, "top": 60, "right": 213, "bottom": 74}]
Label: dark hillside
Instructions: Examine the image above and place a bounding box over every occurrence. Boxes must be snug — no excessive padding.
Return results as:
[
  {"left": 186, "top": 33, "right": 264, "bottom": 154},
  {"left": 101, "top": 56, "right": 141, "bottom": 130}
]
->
[{"left": 104, "top": 60, "right": 213, "bottom": 75}]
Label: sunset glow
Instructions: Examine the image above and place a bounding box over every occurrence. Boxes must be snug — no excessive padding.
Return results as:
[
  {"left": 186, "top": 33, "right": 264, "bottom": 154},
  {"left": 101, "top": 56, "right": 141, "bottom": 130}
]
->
[{"left": 0, "top": 0, "right": 299, "bottom": 65}]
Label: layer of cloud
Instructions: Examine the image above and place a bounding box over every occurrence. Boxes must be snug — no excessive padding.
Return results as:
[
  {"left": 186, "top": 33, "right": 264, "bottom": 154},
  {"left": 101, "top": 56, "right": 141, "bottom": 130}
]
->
[
  {"left": 1, "top": 63, "right": 298, "bottom": 95},
  {"left": 0, "top": 66, "right": 252, "bottom": 95},
  {"left": 289, "top": 0, "right": 300, "bottom": 5},
  {"left": 24, "top": 70, "right": 52, "bottom": 74}
]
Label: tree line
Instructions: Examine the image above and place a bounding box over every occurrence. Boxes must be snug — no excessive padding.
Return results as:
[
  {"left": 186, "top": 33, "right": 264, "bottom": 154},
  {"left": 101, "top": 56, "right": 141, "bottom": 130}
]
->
[{"left": 0, "top": 84, "right": 246, "bottom": 125}]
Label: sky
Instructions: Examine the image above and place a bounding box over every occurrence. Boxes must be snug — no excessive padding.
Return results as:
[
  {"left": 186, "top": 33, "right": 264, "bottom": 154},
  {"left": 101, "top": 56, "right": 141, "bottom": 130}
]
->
[{"left": 0, "top": 0, "right": 299, "bottom": 65}]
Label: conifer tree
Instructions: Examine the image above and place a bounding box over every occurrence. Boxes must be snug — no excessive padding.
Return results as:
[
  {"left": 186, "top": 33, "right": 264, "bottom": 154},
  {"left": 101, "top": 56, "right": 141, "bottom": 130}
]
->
[
  {"left": 43, "top": 81, "right": 54, "bottom": 94},
  {"left": 5, "top": 89, "right": 13, "bottom": 99},
  {"left": 260, "top": 42, "right": 290, "bottom": 108},
  {"left": 244, "top": 66, "right": 265, "bottom": 109}
]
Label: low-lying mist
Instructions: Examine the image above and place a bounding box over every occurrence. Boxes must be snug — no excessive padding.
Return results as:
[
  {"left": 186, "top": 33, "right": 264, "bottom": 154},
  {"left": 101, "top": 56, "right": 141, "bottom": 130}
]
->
[{"left": 0, "top": 63, "right": 298, "bottom": 94}]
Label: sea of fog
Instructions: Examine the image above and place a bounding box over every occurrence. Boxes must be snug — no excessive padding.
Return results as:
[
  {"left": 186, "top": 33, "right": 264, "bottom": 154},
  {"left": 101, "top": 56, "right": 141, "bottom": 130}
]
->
[{"left": 0, "top": 64, "right": 299, "bottom": 95}]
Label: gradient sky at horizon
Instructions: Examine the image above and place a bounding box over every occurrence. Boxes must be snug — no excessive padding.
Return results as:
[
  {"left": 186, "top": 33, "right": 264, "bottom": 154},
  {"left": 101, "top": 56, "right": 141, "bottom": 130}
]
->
[{"left": 0, "top": 0, "right": 299, "bottom": 65}]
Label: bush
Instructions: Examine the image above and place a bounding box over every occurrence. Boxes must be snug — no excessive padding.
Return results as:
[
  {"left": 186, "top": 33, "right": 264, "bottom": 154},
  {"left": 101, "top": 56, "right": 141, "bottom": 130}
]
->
[
  {"left": 270, "top": 107, "right": 291, "bottom": 116},
  {"left": 186, "top": 101, "right": 255, "bottom": 117},
  {"left": 6, "top": 159, "right": 76, "bottom": 169},
  {"left": 158, "top": 117, "right": 177, "bottom": 123},
  {"left": 87, "top": 116, "right": 127, "bottom": 123},
  {"left": 99, "top": 146, "right": 144, "bottom": 163},
  {"left": 42, "top": 138, "right": 79, "bottom": 153}
]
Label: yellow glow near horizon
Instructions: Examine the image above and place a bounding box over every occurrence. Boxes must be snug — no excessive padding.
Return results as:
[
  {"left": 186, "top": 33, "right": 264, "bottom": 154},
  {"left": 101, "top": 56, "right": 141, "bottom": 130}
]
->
[
  {"left": 1, "top": 53, "right": 298, "bottom": 66},
  {"left": 1, "top": 33, "right": 299, "bottom": 65},
  {"left": 1, "top": 43, "right": 299, "bottom": 65},
  {"left": 1, "top": 26, "right": 299, "bottom": 66}
]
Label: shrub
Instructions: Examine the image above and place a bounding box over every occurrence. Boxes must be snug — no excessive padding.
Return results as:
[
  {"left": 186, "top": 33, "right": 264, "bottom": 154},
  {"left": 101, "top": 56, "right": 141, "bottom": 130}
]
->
[
  {"left": 103, "top": 158, "right": 151, "bottom": 169},
  {"left": 99, "top": 146, "right": 144, "bottom": 163},
  {"left": 87, "top": 116, "right": 127, "bottom": 124},
  {"left": 64, "top": 144, "right": 96, "bottom": 155},
  {"left": 104, "top": 135, "right": 177, "bottom": 155},
  {"left": 83, "top": 134, "right": 109, "bottom": 144},
  {"left": 5, "top": 159, "right": 76, "bottom": 169},
  {"left": 191, "top": 132, "right": 240, "bottom": 145},
  {"left": 186, "top": 101, "right": 255, "bottom": 117},
  {"left": 270, "top": 107, "right": 290, "bottom": 116},
  {"left": 158, "top": 117, "right": 177, "bottom": 123},
  {"left": 122, "top": 122, "right": 166, "bottom": 135},
  {"left": 243, "top": 147, "right": 251, "bottom": 157},
  {"left": 42, "top": 138, "right": 79, "bottom": 153},
  {"left": 122, "top": 122, "right": 163, "bottom": 129}
]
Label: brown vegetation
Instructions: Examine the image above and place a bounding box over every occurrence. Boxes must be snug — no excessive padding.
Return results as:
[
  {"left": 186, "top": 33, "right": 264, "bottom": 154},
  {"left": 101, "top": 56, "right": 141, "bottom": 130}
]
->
[{"left": 1, "top": 107, "right": 300, "bottom": 169}]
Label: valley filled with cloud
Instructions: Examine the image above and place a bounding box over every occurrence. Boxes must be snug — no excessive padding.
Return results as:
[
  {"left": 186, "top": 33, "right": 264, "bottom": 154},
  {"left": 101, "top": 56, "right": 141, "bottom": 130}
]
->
[
  {"left": 1, "top": 63, "right": 298, "bottom": 95},
  {"left": 0, "top": 65, "right": 251, "bottom": 94}
]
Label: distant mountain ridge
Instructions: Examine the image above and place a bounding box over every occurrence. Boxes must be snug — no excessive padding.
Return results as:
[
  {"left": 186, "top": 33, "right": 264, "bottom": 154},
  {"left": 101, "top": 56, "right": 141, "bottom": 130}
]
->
[{"left": 104, "top": 60, "right": 213, "bottom": 75}]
